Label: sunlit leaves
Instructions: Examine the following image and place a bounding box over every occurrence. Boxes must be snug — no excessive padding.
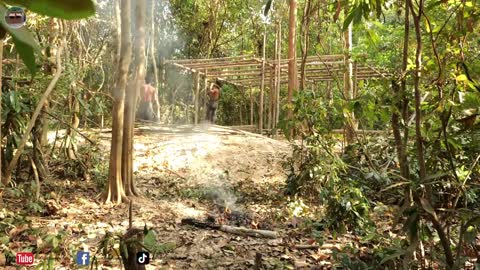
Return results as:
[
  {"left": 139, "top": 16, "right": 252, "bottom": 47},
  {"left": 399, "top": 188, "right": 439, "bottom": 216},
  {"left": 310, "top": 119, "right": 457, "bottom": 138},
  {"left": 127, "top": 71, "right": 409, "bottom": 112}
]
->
[
  {"left": 264, "top": 0, "right": 273, "bottom": 16},
  {"left": 3, "top": 0, "right": 95, "bottom": 19},
  {"left": 0, "top": 5, "right": 41, "bottom": 75},
  {"left": 343, "top": 0, "right": 387, "bottom": 31}
]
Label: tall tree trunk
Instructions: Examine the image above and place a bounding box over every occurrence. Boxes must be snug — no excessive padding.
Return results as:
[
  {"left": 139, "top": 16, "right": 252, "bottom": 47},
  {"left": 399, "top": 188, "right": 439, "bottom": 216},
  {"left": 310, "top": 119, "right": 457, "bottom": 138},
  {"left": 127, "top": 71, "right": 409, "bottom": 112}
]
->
[
  {"left": 300, "top": 0, "right": 312, "bottom": 91},
  {"left": 276, "top": 21, "right": 282, "bottom": 129},
  {"left": 408, "top": 0, "right": 426, "bottom": 186},
  {"left": 0, "top": 39, "right": 3, "bottom": 180},
  {"left": 287, "top": 0, "right": 298, "bottom": 126},
  {"left": 392, "top": 2, "right": 410, "bottom": 182},
  {"left": 150, "top": 0, "right": 160, "bottom": 121},
  {"left": 343, "top": 8, "right": 356, "bottom": 144},
  {"left": 123, "top": 0, "right": 146, "bottom": 197},
  {"left": 408, "top": 0, "right": 454, "bottom": 267},
  {"left": 115, "top": 0, "right": 121, "bottom": 66},
  {"left": 105, "top": 0, "right": 132, "bottom": 203},
  {"left": 259, "top": 27, "right": 266, "bottom": 133}
]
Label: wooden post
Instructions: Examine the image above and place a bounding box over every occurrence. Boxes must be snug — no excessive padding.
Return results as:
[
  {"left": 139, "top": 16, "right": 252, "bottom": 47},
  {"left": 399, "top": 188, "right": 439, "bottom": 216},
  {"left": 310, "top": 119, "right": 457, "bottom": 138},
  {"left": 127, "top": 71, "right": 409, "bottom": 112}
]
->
[
  {"left": 259, "top": 26, "right": 266, "bottom": 134},
  {"left": 353, "top": 61, "right": 358, "bottom": 98},
  {"left": 194, "top": 72, "right": 200, "bottom": 124},
  {"left": 204, "top": 69, "right": 208, "bottom": 121},
  {"left": 250, "top": 88, "right": 254, "bottom": 125},
  {"left": 268, "top": 66, "right": 274, "bottom": 130},
  {"left": 160, "top": 57, "right": 166, "bottom": 102}
]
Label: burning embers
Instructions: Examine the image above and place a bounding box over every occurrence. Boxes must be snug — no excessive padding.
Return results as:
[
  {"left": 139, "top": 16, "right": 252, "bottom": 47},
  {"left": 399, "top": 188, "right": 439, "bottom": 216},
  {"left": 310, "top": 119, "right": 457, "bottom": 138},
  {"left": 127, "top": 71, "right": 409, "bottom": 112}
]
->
[
  {"left": 210, "top": 205, "right": 261, "bottom": 230},
  {"left": 181, "top": 203, "right": 279, "bottom": 239}
]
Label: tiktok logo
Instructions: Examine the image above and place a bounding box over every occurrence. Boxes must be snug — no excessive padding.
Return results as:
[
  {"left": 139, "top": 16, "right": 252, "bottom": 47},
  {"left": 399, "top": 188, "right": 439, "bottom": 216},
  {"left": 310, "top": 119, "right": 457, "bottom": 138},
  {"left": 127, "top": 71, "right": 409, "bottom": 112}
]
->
[{"left": 136, "top": 251, "right": 150, "bottom": 265}]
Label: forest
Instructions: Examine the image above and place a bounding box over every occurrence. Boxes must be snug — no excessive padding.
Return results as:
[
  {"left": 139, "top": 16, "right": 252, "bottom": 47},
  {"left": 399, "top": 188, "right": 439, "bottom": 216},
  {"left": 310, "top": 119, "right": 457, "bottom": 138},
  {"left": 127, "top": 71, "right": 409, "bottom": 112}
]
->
[{"left": 0, "top": 0, "right": 479, "bottom": 269}]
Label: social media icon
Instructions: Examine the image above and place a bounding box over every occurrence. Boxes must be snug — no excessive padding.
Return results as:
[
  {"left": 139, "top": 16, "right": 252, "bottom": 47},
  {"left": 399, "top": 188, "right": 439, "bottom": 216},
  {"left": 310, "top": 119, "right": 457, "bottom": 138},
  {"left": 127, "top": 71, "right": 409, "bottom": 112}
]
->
[
  {"left": 4, "top": 6, "right": 26, "bottom": 29},
  {"left": 16, "top": 252, "right": 34, "bottom": 265},
  {"left": 136, "top": 251, "right": 150, "bottom": 265},
  {"left": 76, "top": 251, "right": 90, "bottom": 266}
]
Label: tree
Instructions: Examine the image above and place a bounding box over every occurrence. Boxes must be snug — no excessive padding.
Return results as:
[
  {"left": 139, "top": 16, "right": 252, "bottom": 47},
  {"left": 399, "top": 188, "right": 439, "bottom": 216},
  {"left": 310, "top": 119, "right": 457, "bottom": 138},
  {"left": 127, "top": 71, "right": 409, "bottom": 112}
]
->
[
  {"left": 123, "top": 0, "right": 146, "bottom": 197},
  {"left": 287, "top": 0, "right": 298, "bottom": 125},
  {"left": 105, "top": 0, "right": 132, "bottom": 204},
  {"left": 343, "top": 6, "right": 356, "bottom": 144}
]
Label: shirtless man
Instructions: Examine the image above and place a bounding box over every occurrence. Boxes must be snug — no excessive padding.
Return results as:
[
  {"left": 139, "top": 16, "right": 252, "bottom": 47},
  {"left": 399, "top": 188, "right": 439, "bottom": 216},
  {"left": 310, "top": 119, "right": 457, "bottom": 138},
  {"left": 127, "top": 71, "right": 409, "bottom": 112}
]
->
[
  {"left": 137, "top": 79, "right": 157, "bottom": 121},
  {"left": 206, "top": 83, "right": 221, "bottom": 124}
]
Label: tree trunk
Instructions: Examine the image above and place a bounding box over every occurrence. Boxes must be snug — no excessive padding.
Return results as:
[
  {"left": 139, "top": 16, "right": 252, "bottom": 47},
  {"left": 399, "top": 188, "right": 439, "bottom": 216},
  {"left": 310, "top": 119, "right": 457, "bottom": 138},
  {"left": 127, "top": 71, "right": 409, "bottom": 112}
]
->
[
  {"left": 123, "top": 0, "right": 146, "bottom": 197},
  {"left": 276, "top": 21, "right": 282, "bottom": 130},
  {"left": 300, "top": 0, "right": 312, "bottom": 91},
  {"left": 259, "top": 27, "right": 266, "bottom": 133},
  {"left": 64, "top": 81, "right": 80, "bottom": 160},
  {"left": 408, "top": 0, "right": 454, "bottom": 267},
  {"left": 287, "top": 0, "right": 298, "bottom": 125},
  {"left": 150, "top": 1, "right": 160, "bottom": 121},
  {"left": 343, "top": 9, "right": 356, "bottom": 144},
  {"left": 0, "top": 39, "right": 3, "bottom": 180},
  {"left": 392, "top": 2, "right": 410, "bottom": 181},
  {"left": 268, "top": 67, "right": 274, "bottom": 131},
  {"left": 272, "top": 22, "right": 279, "bottom": 131},
  {"left": 105, "top": 0, "right": 132, "bottom": 204}
]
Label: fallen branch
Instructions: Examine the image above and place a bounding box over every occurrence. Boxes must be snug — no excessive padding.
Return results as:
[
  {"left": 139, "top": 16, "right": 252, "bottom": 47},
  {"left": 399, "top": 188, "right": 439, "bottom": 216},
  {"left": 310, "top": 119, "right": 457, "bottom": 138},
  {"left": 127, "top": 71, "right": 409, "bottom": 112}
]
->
[
  {"left": 220, "top": 225, "right": 278, "bottom": 239},
  {"left": 181, "top": 218, "right": 279, "bottom": 239},
  {"left": 165, "top": 168, "right": 187, "bottom": 180},
  {"left": 294, "top": 243, "right": 342, "bottom": 251}
]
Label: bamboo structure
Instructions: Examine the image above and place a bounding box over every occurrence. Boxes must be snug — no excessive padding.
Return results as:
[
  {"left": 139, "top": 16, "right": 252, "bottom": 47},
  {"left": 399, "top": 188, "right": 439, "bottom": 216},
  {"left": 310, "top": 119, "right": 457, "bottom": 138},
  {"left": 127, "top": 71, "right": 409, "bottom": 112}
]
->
[
  {"left": 165, "top": 52, "right": 390, "bottom": 128},
  {"left": 165, "top": 55, "right": 388, "bottom": 89}
]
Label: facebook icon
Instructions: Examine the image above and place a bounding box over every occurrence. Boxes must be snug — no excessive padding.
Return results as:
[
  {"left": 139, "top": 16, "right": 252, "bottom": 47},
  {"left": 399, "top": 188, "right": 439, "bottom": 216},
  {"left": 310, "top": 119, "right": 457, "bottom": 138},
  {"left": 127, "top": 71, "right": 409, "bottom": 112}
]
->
[{"left": 76, "top": 251, "right": 90, "bottom": 266}]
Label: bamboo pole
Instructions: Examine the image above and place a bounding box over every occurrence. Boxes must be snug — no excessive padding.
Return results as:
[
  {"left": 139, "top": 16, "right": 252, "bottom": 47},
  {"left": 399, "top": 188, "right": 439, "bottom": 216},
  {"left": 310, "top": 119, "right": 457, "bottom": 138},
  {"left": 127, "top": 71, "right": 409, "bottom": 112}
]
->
[
  {"left": 164, "top": 55, "right": 253, "bottom": 64},
  {"left": 183, "top": 61, "right": 261, "bottom": 69},
  {"left": 259, "top": 26, "right": 266, "bottom": 134},
  {"left": 204, "top": 69, "right": 208, "bottom": 121},
  {"left": 160, "top": 57, "right": 166, "bottom": 104},
  {"left": 250, "top": 88, "right": 254, "bottom": 125},
  {"left": 194, "top": 72, "right": 200, "bottom": 124}
]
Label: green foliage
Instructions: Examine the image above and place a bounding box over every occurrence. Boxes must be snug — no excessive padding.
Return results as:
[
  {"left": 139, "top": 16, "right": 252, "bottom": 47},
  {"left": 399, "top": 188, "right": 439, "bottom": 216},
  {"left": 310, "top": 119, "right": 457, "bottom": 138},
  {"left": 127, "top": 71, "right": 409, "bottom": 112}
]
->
[
  {"left": 343, "top": 0, "right": 387, "bottom": 31},
  {"left": 0, "top": 5, "right": 42, "bottom": 75},
  {"left": 0, "top": 0, "right": 95, "bottom": 76},
  {"left": 282, "top": 90, "right": 374, "bottom": 233},
  {"left": 217, "top": 84, "right": 248, "bottom": 125},
  {"left": 144, "top": 229, "right": 176, "bottom": 257},
  {"left": 4, "top": 0, "right": 95, "bottom": 19}
]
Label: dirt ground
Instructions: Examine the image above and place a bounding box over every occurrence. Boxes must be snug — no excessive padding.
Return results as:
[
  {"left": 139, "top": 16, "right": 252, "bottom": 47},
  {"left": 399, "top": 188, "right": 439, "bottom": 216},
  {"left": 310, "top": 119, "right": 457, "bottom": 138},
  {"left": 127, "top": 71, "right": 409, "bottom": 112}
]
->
[{"left": 2, "top": 123, "right": 343, "bottom": 269}]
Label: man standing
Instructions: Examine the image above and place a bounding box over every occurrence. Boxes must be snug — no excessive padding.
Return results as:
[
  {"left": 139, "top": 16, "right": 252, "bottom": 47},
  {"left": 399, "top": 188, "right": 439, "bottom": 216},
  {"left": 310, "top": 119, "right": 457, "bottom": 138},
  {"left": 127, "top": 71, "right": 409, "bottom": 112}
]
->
[
  {"left": 137, "top": 79, "right": 157, "bottom": 121},
  {"left": 206, "top": 83, "right": 221, "bottom": 124}
]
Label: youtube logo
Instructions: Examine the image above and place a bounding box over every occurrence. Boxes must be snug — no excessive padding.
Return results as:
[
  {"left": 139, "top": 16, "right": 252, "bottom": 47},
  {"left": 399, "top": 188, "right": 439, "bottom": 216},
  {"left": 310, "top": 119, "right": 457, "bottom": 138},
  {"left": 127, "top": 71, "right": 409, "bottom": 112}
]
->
[{"left": 16, "top": 252, "right": 34, "bottom": 265}]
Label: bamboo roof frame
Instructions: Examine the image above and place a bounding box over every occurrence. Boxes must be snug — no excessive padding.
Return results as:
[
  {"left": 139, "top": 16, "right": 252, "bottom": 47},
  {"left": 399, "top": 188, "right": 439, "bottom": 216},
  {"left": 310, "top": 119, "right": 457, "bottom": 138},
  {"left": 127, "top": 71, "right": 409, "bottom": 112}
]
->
[{"left": 165, "top": 54, "right": 390, "bottom": 88}]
